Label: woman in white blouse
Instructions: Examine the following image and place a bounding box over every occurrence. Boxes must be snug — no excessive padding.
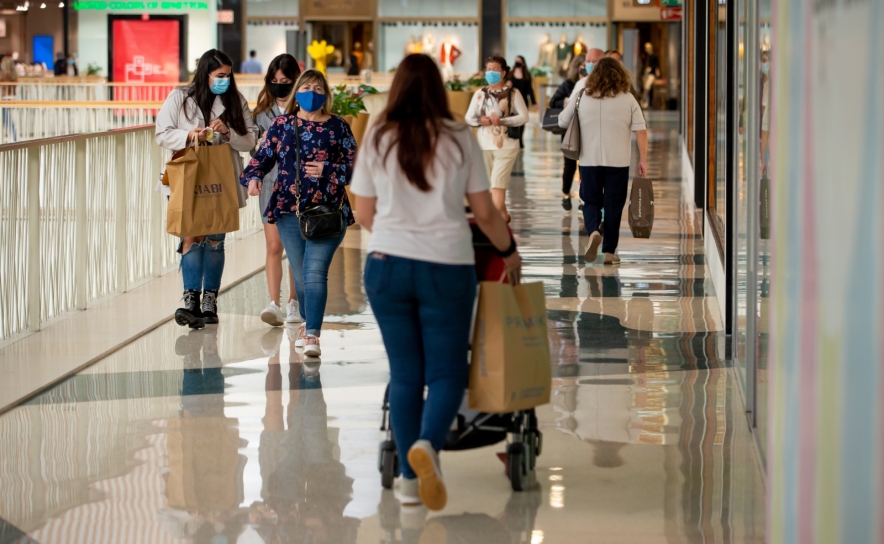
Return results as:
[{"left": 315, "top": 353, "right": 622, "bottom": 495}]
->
[
  {"left": 465, "top": 56, "right": 530, "bottom": 222},
  {"left": 558, "top": 57, "right": 648, "bottom": 265}
]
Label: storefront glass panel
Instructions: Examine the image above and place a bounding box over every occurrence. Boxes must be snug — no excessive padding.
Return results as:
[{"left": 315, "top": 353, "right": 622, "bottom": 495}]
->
[
  {"left": 505, "top": 0, "right": 606, "bottom": 18},
  {"left": 377, "top": 0, "right": 478, "bottom": 18}
]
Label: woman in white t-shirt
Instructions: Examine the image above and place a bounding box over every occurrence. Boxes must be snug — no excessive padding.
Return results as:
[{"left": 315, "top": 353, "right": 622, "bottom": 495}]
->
[
  {"left": 350, "top": 53, "right": 521, "bottom": 512},
  {"left": 558, "top": 57, "right": 648, "bottom": 265},
  {"left": 465, "top": 56, "right": 530, "bottom": 223}
]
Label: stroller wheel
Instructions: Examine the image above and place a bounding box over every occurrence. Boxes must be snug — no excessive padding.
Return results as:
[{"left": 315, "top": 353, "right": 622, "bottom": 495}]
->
[
  {"left": 380, "top": 444, "right": 398, "bottom": 490},
  {"left": 507, "top": 443, "right": 528, "bottom": 492}
]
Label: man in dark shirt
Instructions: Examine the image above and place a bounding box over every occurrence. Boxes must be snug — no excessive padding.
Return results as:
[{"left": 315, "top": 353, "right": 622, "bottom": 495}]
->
[{"left": 53, "top": 52, "right": 66, "bottom": 76}]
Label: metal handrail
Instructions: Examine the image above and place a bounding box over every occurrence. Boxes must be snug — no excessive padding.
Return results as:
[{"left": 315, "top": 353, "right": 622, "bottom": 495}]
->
[{"left": 0, "top": 124, "right": 262, "bottom": 343}]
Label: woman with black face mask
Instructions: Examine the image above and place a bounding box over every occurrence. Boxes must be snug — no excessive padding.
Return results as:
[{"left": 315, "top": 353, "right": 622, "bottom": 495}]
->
[{"left": 252, "top": 54, "right": 303, "bottom": 327}]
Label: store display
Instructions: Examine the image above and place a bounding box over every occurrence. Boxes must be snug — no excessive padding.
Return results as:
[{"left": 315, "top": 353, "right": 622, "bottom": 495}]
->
[
  {"left": 556, "top": 34, "right": 571, "bottom": 79},
  {"left": 440, "top": 39, "right": 462, "bottom": 79},
  {"left": 536, "top": 33, "right": 556, "bottom": 68}
]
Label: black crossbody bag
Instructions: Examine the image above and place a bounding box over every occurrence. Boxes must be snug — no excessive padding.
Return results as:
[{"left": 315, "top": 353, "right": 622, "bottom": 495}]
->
[{"left": 293, "top": 120, "right": 346, "bottom": 240}]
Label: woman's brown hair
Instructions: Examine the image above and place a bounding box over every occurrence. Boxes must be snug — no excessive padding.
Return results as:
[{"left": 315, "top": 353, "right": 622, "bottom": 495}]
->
[
  {"left": 566, "top": 53, "right": 586, "bottom": 83},
  {"left": 485, "top": 56, "right": 509, "bottom": 78},
  {"left": 372, "top": 53, "right": 462, "bottom": 192},
  {"left": 285, "top": 69, "right": 333, "bottom": 116},
  {"left": 584, "top": 57, "right": 632, "bottom": 98},
  {"left": 253, "top": 54, "right": 301, "bottom": 117}
]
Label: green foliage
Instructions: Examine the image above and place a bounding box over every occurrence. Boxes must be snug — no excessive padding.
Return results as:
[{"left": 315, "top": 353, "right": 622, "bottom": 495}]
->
[
  {"left": 445, "top": 76, "right": 467, "bottom": 92},
  {"left": 330, "top": 84, "right": 379, "bottom": 117},
  {"left": 467, "top": 73, "right": 488, "bottom": 87},
  {"left": 86, "top": 63, "right": 102, "bottom": 76},
  {"left": 530, "top": 66, "right": 552, "bottom": 78}
]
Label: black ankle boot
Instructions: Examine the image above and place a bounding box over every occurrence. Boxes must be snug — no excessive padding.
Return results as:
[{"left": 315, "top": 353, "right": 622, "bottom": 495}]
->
[
  {"left": 201, "top": 290, "right": 219, "bottom": 324},
  {"left": 175, "top": 290, "right": 205, "bottom": 329}
]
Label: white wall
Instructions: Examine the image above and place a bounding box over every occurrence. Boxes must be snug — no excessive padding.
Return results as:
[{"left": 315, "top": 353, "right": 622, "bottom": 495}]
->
[
  {"left": 78, "top": 7, "right": 217, "bottom": 78},
  {"left": 505, "top": 23, "right": 607, "bottom": 68},
  {"left": 379, "top": 24, "right": 479, "bottom": 74},
  {"left": 244, "top": 23, "right": 294, "bottom": 73}
]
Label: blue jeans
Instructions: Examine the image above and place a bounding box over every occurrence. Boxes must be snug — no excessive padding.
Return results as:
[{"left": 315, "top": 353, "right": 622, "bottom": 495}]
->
[
  {"left": 364, "top": 253, "right": 477, "bottom": 479},
  {"left": 179, "top": 234, "right": 226, "bottom": 292},
  {"left": 275, "top": 213, "right": 346, "bottom": 336},
  {"left": 579, "top": 166, "right": 630, "bottom": 254}
]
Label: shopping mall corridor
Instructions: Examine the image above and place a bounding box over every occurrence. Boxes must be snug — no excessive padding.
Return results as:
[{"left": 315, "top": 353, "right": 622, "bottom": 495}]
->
[{"left": 0, "top": 115, "right": 765, "bottom": 544}]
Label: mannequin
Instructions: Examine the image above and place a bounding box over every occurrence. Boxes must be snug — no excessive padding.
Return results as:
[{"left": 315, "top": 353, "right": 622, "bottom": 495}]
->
[
  {"left": 537, "top": 33, "right": 556, "bottom": 68},
  {"left": 363, "top": 40, "right": 374, "bottom": 72},
  {"left": 641, "top": 42, "right": 661, "bottom": 108},
  {"left": 421, "top": 33, "right": 438, "bottom": 60},
  {"left": 439, "top": 37, "right": 462, "bottom": 79},
  {"left": 572, "top": 36, "right": 587, "bottom": 57},
  {"left": 351, "top": 41, "right": 364, "bottom": 71},
  {"left": 556, "top": 34, "right": 572, "bottom": 80}
]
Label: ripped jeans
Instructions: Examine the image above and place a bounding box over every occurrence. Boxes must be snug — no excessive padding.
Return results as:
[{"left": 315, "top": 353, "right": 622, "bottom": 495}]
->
[{"left": 178, "top": 234, "right": 226, "bottom": 292}]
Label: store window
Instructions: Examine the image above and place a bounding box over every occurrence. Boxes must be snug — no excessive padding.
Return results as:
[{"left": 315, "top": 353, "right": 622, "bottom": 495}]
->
[
  {"left": 505, "top": 22, "right": 607, "bottom": 74},
  {"left": 246, "top": 0, "right": 296, "bottom": 17},
  {"left": 378, "top": 0, "right": 477, "bottom": 18},
  {"left": 378, "top": 22, "right": 480, "bottom": 73},
  {"left": 506, "top": 0, "right": 606, "bottom": 18}
]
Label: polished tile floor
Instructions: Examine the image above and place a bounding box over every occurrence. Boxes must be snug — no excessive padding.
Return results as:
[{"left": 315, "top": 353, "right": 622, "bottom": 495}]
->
[{"left": 0, "top": 115, "right": 765, "bottom": 544}]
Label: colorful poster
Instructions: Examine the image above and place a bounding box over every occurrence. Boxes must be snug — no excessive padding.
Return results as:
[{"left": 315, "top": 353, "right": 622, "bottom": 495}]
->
[{"left": 111, "top": 19, "right": 179, "bottom": 83}]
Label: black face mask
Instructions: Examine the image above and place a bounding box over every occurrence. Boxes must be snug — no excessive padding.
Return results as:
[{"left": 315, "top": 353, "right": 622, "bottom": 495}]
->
[
  {"left": 269, "top": 82, "right": 294, "bottom": 99},
  {"left": 515, "top": 61, "right": 524, "bottom": 67}
]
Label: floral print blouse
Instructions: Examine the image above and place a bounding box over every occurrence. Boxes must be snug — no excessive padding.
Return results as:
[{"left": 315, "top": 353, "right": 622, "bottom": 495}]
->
[{"left": 240, "top": 114, "right": 356, "bottom": 225}]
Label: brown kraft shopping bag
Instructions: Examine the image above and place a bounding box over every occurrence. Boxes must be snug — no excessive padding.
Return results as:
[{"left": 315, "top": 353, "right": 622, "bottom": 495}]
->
[
  {"left": 469, "top": 280, "right": 551, "bottom": 414},
  {"left": 165, "top": 142, "right": 240, "bottom": 238},
  {"left": 628, "top": 177, "right": 655, "bottom": 238}
]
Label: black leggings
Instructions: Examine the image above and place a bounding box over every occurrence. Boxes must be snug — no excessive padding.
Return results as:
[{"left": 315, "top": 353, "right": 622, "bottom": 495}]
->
[{"left": 562, "top": 156, "right": 578, "bottom": 195}]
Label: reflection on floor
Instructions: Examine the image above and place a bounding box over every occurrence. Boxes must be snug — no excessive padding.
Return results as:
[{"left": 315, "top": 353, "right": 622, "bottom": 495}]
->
[{"left": 0, "top": 114, "right": 765, "bottom": 543}]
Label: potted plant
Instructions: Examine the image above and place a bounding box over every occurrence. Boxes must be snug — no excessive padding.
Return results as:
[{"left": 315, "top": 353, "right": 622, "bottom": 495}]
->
[
  {"left": 530, "top": 66, "right": 551, "bottom": 110},
  {"left": 445, "top": 75, "right": 473, "bottom": 124}
]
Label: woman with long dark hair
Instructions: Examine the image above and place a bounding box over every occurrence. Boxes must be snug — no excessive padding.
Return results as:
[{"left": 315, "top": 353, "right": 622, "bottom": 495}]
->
[
  {"left": 250, "top": 53, "right": 303, "bottom": 327},
  {"left": 350, "top": 53, "right": 521, "bottom": 511},
  {"left": 241, "top": 69, "right": 357, "bottom": 358},
  {"left": 156, "top": 49, "right": 258, "bottom": 329}
]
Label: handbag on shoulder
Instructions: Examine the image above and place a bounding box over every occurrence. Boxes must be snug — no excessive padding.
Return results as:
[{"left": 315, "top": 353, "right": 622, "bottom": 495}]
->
[
  {"left": 560, "top": 90, "right": 584, "bottom": 160},
  {"left": 542, "top": 108, "right": 566, "bottom": 134}
]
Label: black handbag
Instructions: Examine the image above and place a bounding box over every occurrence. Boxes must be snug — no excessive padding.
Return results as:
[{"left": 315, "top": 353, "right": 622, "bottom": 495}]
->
[
  {"left": 542, "top": 108, "right": 566, "bottom": 134},
  {"left": 293, "top": 122, "right": 345, "bottom": 240}
]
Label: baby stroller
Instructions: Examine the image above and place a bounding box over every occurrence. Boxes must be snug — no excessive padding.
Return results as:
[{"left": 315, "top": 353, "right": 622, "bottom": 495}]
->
[{"left": 377, "top": 222, "right": 543, "bottom": 492}]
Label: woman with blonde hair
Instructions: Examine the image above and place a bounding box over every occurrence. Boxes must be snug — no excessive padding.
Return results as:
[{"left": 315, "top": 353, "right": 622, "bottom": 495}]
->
[
  {"left": 558, "top": 57, "right": 648, "bottom": 265},
  {"left": 241, "top": 69, "right": 357, "bottom": 358}
]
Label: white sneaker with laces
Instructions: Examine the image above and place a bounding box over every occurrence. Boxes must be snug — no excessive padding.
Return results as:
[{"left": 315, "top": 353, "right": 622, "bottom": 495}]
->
[
  {"left": 303, "top": 335, "right": 321, "bottom": 357},
  {"left": 286, "top": 299, "right": 302, "bottom": 323},
  {"left": 260, "top": 301, "right": 285, "bottom": 327}
]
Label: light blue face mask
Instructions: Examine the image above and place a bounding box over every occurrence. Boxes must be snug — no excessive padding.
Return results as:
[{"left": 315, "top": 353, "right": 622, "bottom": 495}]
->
[
  {"left": 485, "top": 71, "right": 502, "bottom": 85},
  {"left": 210, "top": 76, "right": 230, "bottom": 95},
  {"left": 761, "top": 62, "right": 770, "bottom": 75}
]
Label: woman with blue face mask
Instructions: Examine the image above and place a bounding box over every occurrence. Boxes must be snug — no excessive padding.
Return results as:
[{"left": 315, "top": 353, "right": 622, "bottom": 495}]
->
[
  {"left": 465, "top": 56, "right": 530, "bottom": 222},
  {"left": 241, "top": 69, "right": 357, "bottom": 358},
  {"left": 156, "top": 49, "right": 259, "bottom": 329}
]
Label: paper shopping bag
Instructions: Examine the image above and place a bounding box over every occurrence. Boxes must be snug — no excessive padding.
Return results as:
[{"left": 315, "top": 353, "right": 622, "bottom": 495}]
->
[
  {"left": 165, "top": 143, "right": 240, "bottom": 238},
  {"left": 469, "top": 281, "right": 551, "bottom": 414},
  {"left": 628, "top": 177, "right": 655, "bottom": 238}
]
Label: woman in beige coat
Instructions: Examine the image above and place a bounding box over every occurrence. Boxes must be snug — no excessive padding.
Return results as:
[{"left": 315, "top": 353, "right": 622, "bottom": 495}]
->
[{"left": 156, "top": 49, "right": 258, "bottom": 329}]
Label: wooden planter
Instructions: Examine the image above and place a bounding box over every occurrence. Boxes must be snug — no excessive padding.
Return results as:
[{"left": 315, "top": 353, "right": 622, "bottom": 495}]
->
[
  {"left": 446, "top": 90, "right": 473, "bottom": 124},
  {"left": 343, "top": 111, "right": 370, "bottom": 212}
]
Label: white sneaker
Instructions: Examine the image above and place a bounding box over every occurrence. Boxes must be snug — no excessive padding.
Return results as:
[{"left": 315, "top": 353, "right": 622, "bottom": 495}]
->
[
  {"left": 396, "top": 477, "right": 421, "bottom": 506},
  {"left": 294, "top": 324, "right": 307, "bottom": 348},
  {"left": 286, "top": 299, "right": 302, "bottom": 323},
  {"left": 407, "top": 440, "right": 447, "bottom": 511},
  {"left": 260, "top": 301, "right": 285, "bottom": 327},
  {"left": 303, "top": 335, "right": 321, "bottom": 357}
]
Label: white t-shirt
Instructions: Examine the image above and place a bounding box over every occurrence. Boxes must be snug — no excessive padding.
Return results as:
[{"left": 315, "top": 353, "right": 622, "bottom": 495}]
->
[
  {"left": 350, "top": 120, "right": 491, "bottom": 265},
  {"left": 557, "top": 78, "right": 647, "bottom": 167}
]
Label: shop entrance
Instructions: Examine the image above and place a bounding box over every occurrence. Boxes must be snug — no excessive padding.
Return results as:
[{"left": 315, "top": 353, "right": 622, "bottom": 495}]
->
[
  {"left": 309, "top": 21, "right": 374, "bottom": 75},
  {"left": 616, "top": 22, "right": 681, "bottom": 111}
]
